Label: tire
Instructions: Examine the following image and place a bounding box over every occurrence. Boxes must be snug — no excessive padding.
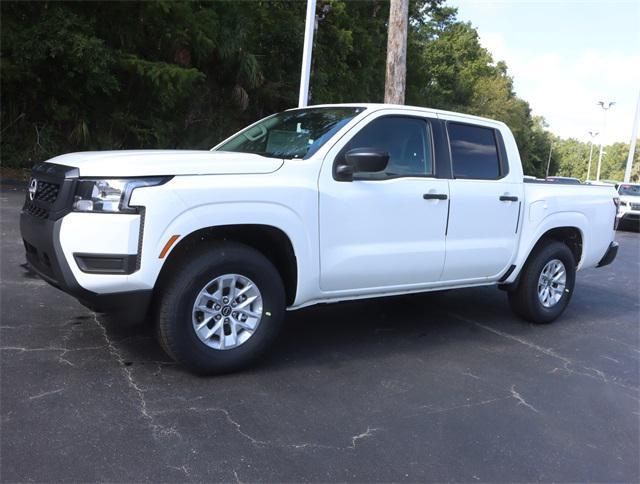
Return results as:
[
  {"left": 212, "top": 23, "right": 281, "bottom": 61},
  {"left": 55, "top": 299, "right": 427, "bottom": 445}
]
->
[
  {"left": 156, "top": 241, "right": 286, "bottom": 374},
  {"left": 508, "top": 241, "right": 576, "bottom": 324}
]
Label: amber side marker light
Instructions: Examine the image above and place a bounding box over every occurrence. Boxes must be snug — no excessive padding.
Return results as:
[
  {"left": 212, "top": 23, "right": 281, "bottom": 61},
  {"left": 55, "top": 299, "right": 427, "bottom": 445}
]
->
[{"left": 159, "top": 235, "right": 180, "bottom": 259}]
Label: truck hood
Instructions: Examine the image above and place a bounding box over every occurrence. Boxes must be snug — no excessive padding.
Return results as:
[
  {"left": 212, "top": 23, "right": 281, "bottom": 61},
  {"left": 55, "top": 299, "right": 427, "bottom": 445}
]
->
[
  {"left": 45, "top": 150, "right": 284, "bottom": 177},
  {"left": 620, "top": 195, "right": 640, "bottom": 204}
]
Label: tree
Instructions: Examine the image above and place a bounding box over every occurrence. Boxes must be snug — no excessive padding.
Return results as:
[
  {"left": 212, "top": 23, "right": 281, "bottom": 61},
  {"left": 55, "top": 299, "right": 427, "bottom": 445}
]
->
[
  {"left": 2, "top": 0, "right": 630, "bottom": 182},
  {"left": 599, "top": 142, "right": 640, "bottom": 181}
]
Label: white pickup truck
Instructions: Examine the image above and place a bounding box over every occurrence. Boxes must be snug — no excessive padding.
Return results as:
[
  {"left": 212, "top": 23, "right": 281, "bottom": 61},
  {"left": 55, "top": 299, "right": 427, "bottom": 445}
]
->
[{"left": 20, "top": 104, "right": 619, "bottom": 373}]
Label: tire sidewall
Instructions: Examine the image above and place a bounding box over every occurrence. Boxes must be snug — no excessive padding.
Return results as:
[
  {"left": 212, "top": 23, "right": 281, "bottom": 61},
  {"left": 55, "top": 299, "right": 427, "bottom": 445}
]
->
[
  {"left": 524, "top": 243, "right": 576, "bottom": 323},
  {"left": 164, "top": 244, "right": 285, "bottom": 373}
]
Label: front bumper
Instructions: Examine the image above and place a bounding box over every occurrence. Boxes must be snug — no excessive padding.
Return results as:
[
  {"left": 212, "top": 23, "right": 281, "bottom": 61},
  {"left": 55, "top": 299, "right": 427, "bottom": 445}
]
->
[
  {"left": 596, "top": 241, "right": 618, "bottom": 268},
  {"left": 20, "top": 211, "right": 152, "bottom": 319},
  {"left": 617, "top": 210, "right": 640, "bottom": 221},
  {"left": 19, "top": 164, "right": 152, "bottom": 321}
]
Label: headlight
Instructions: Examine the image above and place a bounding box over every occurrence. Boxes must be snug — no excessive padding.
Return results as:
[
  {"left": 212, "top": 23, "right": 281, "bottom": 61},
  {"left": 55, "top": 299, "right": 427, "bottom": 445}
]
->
[{"left": 73, "top": 178, "right": 169, "bottom": 213}]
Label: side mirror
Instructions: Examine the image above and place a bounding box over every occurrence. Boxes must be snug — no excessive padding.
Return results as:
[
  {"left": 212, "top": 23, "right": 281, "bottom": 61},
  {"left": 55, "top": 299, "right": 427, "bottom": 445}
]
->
[{"left": 345, "top": 148, "right": 389, "bottom": 174}]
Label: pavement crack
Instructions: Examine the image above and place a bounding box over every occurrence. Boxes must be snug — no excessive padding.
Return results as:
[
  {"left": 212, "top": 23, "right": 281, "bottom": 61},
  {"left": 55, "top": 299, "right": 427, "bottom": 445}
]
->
[
  {"left": 1, "top": 345, "right": 100, "bottom": 352},
  {"left": 91, "top": 312, "right": 178, "bottom": 439},
  {"left": 182, "top": 406, "right": 268, "bottom": 445},
  {"left": 418, "top": 397, "right": 509, "bottom": 416},
  {"left": 417, "top": 388, "right": 541, "bottom": 417},
  {"left": 601, "top": 356, "right": 620, "bottom": 364},
  {"left": 509, "top": 385, "right": 540, "bottom": 413},
  {"left": 454, "top": 314, "right": 570, "bottom": 360},
  {"left": 1, "top": 344, "right": 104, "bottom": 366},
  {"left": 233, "top": 469, "right": 242, "bottom": 484},
  {"left": 602, "top": 336, "right": 640, "bottom": 355},
  {"left": 153, "top": 406, "right": 377, "bottom": 451},
  {"left": 452, "top": 313, "right": 639, "bottom": 393},
  {"left": 461, "top": 371, "right": 481, "bottom": 380},
  {"left": 349, "top": 427, "right": 380, "bottom": 449},
  {"left": 28, "top": 388, "right": 65, "bottom": 400},
  {"left": 168, "top": 464, "right": 190, "bottom": 477}
]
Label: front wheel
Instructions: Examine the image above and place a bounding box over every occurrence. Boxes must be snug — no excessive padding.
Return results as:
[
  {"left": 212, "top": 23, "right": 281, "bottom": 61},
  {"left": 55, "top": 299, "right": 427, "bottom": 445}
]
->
[
  {"left": 156, "top": 242, "right": 285, "bottom": 374},
  {"left": 508, "top": 241, "right": 576, "bottom": 324}
]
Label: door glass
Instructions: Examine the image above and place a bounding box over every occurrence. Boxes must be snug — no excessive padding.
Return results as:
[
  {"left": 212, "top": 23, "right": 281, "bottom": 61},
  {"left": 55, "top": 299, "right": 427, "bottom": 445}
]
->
[
  {"left": 344, "top": 117, "right": 433, "bottom": 176},
  {"left": 448, "top": 123, "right": 501, "bottom": 179}
]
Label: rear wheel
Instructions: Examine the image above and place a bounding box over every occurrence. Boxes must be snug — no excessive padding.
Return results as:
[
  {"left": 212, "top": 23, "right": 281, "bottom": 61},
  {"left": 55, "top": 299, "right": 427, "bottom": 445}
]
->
[
  {"left": 157, "top": 242, "right": 285, "bottom": 374},
  {"left": 508, "top": 241, "right": 576, "bottom": 324}
]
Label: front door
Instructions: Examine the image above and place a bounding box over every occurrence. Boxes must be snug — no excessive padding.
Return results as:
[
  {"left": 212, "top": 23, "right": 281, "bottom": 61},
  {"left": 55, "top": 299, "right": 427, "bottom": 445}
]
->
[{"left": 318, "top": 112, "right": 449, "bottom": 293}]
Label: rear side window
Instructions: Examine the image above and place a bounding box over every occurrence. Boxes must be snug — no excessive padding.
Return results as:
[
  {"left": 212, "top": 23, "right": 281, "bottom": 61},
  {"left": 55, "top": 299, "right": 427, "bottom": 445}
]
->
[{"left": 448, "top": 123, "right": 501, "bottom": 179}]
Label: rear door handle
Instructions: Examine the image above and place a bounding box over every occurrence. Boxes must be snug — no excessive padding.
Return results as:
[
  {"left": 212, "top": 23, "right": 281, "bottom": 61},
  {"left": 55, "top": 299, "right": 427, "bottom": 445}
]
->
[
  {"left": 499, "top": 195, "right": 518, "bottom": 202},
  {"left": 423, "top": 193, "right": 448, "bottom": 200}
]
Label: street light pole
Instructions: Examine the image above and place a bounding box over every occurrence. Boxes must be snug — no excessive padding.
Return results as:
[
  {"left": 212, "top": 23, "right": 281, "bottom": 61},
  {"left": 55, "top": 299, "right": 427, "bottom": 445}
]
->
[
  {"left": 586, "top": 130, "right": 598, "bottom": 181},
  {"left": 298, "top": 0, "right": 317, "bottom": 108},
  {"left": 596, "top": 100, "right": 615, "bottom": 181},
  {"left": 623, "top": 89, "right": 639, "bottom": 183}
]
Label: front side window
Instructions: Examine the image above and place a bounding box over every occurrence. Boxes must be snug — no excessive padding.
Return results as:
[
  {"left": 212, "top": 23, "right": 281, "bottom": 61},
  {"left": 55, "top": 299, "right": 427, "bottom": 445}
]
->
[
  {"left": 448, "top": 123, "right": 501, "bottom": 179},
  {"left": 216, "top": 107, "right": 364, "bottom": 159},
  {"left": 342, "top": 116, "right": 433, "bottom": 177}
]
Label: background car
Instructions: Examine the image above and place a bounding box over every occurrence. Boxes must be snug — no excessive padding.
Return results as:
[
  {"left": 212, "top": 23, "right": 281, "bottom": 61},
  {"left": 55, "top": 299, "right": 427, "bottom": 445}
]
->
[{"left": 616, "top": 183, "right": 640, "bottom": 231}]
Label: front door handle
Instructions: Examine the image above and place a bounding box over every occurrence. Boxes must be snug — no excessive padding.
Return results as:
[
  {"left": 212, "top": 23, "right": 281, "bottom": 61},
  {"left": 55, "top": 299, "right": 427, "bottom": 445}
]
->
[
  {"left": 423, "top": 193, "right": 448, "bottom": 200},
  {"left": 499, "top": 195, "right": 518, "bottom": 202}
]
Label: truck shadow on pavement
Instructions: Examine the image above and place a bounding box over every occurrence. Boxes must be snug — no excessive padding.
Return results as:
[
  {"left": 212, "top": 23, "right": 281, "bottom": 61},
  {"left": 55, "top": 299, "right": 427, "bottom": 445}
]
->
[
  {"left": 95, "top": 288, "right": 497, "bottom": 375},
  {"left": 91, "top": 278, "right": 637, "bottom": 376}
]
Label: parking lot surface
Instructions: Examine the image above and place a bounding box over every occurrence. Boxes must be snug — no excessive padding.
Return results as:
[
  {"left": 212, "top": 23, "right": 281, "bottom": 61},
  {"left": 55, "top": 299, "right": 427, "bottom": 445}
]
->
[{"left": 1, "top": 184, "right": 639, "bottom": 483}]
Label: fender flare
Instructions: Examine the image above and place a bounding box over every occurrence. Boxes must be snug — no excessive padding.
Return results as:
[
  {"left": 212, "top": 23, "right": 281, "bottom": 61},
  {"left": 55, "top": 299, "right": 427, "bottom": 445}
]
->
[
  {"left": 502, "top": 211, "right": 588, "bottom": 286},
  {"left": 140, "top": 201, "right": 316, "bottom": 306}
]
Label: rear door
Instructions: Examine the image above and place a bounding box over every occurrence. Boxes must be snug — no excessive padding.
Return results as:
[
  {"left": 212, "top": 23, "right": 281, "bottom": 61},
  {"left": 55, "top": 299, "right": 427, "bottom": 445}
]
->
[{"left": 439, "top": 117, "right": 523, "bottom": 282}]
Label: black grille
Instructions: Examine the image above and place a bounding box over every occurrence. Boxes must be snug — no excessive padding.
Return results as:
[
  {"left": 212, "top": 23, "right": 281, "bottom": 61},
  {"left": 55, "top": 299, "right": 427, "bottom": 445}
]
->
[
  {"left": 22, "top": 162, "right": 78, "bottom": 221},
  {"left": 34, "top": 181, "right": 60, "bottom": 203},
  {"left": 23, "top": 200, "right": 49, "bottom": 219}
]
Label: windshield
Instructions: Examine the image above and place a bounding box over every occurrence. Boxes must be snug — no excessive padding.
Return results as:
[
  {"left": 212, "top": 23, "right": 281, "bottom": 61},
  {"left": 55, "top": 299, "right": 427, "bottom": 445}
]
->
[
  {"left": 215, "top": 107, "right": 365, "bottom": 159},
  {"left": 618, "top": 184, "right": 640, "bottom": 196}
]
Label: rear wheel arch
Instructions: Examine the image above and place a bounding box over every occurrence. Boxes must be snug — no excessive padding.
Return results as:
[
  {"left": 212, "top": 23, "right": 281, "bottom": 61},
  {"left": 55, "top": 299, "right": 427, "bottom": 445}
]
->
[
  {"left": 155, "top": 224, "right": 298, "bottom": 306},
  {"left": 508, "top": 240, "right": 577, "bottom": 323},
  {"left": 530, "top": 226, "right": 583, "bottom": 266},
  {"left": 503, "top": 226, "right": 583, "bottom": 291}
]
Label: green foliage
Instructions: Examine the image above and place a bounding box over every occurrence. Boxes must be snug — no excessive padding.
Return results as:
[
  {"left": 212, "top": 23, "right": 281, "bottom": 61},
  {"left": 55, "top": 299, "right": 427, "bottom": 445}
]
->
[
  {"left": 118, "top": 54, "right": 206, "bottom": 108},
  {"left": 1, "top": 0, "right": 637, "bottom": 182},
  {"left": 597, "top": 142, "right": 639, "bottom": 182}
]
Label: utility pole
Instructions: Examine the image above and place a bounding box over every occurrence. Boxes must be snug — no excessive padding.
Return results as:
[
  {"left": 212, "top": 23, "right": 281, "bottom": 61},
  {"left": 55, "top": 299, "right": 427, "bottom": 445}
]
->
[
  {"left": 623, "top": 89, "right": 640, "bottom": 183},
  {"left": 586, "top": 131, "right": 598, "bottom": 181},
  {"left": 384, "top": 0, "right": 409, "bottom": 105},
  {"left": 298, "top": 0, "right": 317, "bottom": 108},
  {"left": 545, "top": 142, "right": 553, "bottom": 178},
  {"left": 596, "top": 100, "right": 615, "bottom": 181}
]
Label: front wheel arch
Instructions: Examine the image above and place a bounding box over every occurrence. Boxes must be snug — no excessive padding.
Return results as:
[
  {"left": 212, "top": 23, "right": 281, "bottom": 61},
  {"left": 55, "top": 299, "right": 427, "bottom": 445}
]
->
[{"left": 154, "top": 224, "right": 298, "bottom": 306}]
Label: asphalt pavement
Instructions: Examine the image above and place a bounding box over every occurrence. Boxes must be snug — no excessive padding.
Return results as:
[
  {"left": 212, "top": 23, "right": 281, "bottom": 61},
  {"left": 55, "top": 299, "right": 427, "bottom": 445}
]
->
[{"left": 1, "top": 184, "right": 639, "bottom": 483}]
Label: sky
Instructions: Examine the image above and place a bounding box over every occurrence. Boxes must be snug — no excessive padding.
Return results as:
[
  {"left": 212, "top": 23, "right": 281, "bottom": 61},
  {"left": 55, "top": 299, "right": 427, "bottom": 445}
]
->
[{"left": 449, "top": 0, "right": 640, "bottom": 145}]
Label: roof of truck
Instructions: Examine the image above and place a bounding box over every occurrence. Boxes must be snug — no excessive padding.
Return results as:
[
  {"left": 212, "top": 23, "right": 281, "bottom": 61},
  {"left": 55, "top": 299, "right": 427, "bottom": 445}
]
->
[{"left": 291, "top": 103, "right": 506, "bottom": 127}]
